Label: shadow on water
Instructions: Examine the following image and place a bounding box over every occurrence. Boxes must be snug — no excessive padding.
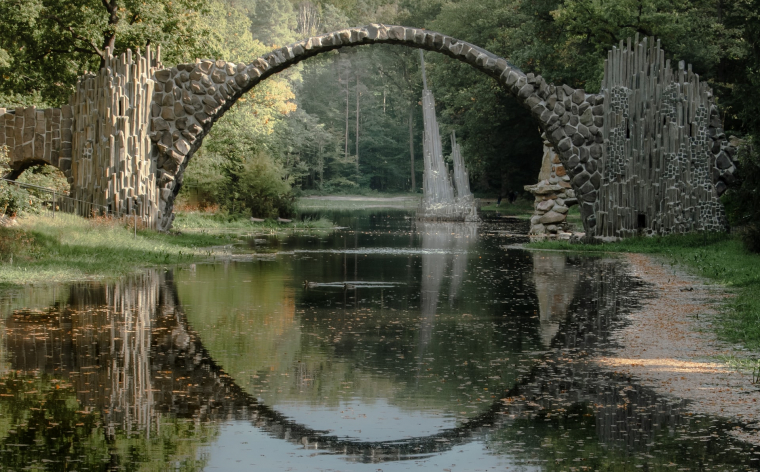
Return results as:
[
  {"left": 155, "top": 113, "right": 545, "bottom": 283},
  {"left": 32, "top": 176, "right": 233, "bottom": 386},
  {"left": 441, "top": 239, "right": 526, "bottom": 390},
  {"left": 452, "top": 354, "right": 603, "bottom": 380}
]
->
[{"left": 0, "top": 211, "right": 757, "bottom": 469}]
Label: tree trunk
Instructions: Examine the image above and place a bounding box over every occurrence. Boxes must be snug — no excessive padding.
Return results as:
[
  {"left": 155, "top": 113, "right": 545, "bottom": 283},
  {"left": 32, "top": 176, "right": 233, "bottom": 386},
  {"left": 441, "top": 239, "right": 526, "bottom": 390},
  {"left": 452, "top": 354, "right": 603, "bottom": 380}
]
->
[
  {"left": 343, "top": 64, "right": 349, "bottom": 162},
  {"left": 409, "top": 103, "right": 416, "bottom": 192},
  {"left": 355, "top": 73, "right": 360, "bottom": 172},
  {"left": 500, "top": 168, "right": 509, "bottom": 200}
]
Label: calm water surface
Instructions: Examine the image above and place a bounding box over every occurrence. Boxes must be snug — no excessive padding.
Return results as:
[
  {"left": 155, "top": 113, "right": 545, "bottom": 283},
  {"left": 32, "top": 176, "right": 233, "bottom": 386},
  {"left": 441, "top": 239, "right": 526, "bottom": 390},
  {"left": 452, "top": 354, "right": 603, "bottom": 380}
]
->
[{"left": 0, "top": 210, "right": 758, "bottom": 471}]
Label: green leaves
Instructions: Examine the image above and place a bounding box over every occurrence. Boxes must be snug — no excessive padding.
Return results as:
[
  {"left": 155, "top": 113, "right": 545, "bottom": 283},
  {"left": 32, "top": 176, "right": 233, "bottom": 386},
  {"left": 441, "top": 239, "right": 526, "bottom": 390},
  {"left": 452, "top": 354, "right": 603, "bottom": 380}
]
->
[{"left": 0, "top": 0, "right": 213, "bottom": 105}]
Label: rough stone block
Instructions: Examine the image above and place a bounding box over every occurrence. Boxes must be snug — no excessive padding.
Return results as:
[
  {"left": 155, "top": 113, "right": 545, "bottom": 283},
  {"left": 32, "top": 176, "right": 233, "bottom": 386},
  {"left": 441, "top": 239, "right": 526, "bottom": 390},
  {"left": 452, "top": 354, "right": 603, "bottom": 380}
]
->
[
  {"left": 235, "top": 73, "right": 249, "bottom": 87},
  {"left": 586, "top": 159, "right": 597, "bottom": 174},
  {"left": 572, "top": 170, "right": 590, "bottom": 187},
  {"left": 581, "top": 190, "right": 597, "bottom": 202},
  {"left": 193, "top": 110, "right": 212, "bottom": 124},
  {"left": 155, "top": 69, "right": 171, "bottom": 82},
  {"left": 589, "top": 172, "right": 601, "bottom": 188},
  {"left": 580, "top": 180, "right": 595, "bottom": 194},
  {"left": 580, "top": 108, "right": 594, "bottom": 126},
  {"left": 190, "top": 81, "right": 205, "bottom": 94},
  {"left": 572, "top": 133, "right": 585, "bottom": 147},
  {"left": 161, "top": 107, "right": 175, "bottom": 120},
  {"left": 572, "top": 89, "right": 586, "bottom": 105},
  {"left": 211, "top": 69, "right": 227, "bottom": 84},
  {"left": 540, "top": 211, "right": 566, "bottom": 225},
  {"left": 199, "top": 60, "right": 213, "bottom": 74},
  {"left": 589, "top": 143, "right": 602, "bottom": 159},
  {"left": 557, "top": 137, "right": 572, "bottom": 152},
  {"left": 175, "top": 138, "right": 191, "bottom": 154},
  {"left": 537, "top": 199, "right": 554, "bottom": 211},
  {"left": 173, "top": 102, "right": 186, "bottom": 118},
  {"left": 716, "top": 151, "right": 732, "bottom": 169},
  {"left": 567, "top": 155, "right": 580, "bottom": 169}
]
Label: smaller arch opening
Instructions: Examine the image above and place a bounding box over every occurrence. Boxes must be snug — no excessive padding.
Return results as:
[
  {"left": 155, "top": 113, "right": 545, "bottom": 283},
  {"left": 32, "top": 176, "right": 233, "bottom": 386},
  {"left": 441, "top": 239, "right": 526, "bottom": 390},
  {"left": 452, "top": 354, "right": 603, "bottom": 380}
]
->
[{"left": 1, "top": 163, "right": 69, "bottom": 217}]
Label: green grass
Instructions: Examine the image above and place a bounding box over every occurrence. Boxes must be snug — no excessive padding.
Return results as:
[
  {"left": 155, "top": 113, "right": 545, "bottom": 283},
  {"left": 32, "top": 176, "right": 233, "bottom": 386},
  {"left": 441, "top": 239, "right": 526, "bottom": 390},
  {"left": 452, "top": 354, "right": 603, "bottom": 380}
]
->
[
  {"left": 295, "top": 196, "right": 420, "bottom": 211},
  {"left": 528, "top": 232, "right": 760, "bottom": 350},
  {"left": 0, "top": 213, "right": 241, "bottom": 287},
  {"left": 0, "top": 211, "right": 336, "bottom": 288},
  {"left": 479, "top": 198, "right": 534, "bottom": 217},
  {"left": 298, "top": 189, "right": 420, "bottom": 197},
  {"left": 173, "top": 211, "right": 333, "bottom": 231},
  {"left": 717, "top": 355, "right": 760, "bottom": 383},
  {"left": 479, "top": 199, "right": 582, "bottom": 231}
]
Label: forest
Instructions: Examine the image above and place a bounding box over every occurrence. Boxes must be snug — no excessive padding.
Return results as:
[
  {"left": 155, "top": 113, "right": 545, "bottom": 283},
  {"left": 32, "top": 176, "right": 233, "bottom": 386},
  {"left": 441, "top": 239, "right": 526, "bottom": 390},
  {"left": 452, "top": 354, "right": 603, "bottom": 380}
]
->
[{"left": 1, "top": 0, "right": 760, "bottom": 227}]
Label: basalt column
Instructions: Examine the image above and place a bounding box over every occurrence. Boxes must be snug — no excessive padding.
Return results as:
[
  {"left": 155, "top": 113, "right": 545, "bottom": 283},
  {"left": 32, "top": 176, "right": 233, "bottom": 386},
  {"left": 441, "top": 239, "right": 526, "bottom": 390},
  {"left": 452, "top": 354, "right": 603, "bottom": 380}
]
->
[
  {"left": 595, "top": 36, "right": 738, "bottom": 238},
  {"left": 66, "top": 47, "right": 161, "bottom": 225}
]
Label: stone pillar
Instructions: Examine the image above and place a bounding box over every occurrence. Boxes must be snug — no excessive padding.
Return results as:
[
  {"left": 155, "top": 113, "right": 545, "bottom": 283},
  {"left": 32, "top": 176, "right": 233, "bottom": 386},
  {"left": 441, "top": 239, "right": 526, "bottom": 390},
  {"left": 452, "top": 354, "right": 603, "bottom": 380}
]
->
[{"left": 524, "top": 136, "right": 579, "bottom": 239}]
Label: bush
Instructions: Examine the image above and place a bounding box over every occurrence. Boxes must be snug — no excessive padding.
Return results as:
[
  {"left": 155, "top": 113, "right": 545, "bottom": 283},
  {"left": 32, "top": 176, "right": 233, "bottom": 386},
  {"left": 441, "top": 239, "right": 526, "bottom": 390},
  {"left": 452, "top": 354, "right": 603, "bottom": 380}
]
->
[
  {"left": 741, "top": 223, "right": 760, "bottom": 253},
  {"left": 723, "top": 140, "right": 760, "bottom": 252},
  {"left": 0, "top": 146, "right": 30, "bottom": 216},
  {"left": 236, "top": 151, "right": 295, "bottom": 218},
  {"left": 0, "top": 183, "right": 32, "bottom": 216},
  {"left": 0, "top": 147, "right": 69, "bottom": 217}
]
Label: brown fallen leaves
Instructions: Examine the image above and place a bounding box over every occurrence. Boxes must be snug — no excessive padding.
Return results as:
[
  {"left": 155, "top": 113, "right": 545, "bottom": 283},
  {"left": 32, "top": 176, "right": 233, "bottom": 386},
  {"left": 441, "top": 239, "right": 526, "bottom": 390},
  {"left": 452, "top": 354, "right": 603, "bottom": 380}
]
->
[{"left": 593, "top": 253, "right": 760, "bottom": 445}]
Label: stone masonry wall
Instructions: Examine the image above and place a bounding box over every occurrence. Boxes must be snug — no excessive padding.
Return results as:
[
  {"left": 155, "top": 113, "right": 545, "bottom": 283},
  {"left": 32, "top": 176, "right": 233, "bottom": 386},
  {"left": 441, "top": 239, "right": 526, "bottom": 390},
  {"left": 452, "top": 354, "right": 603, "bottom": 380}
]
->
[
  {"left": 0, "top": 105, "right": 73, "bottom": 177},
  {"left": 525, "top": 137, "right": 578, "bottom": 239}
]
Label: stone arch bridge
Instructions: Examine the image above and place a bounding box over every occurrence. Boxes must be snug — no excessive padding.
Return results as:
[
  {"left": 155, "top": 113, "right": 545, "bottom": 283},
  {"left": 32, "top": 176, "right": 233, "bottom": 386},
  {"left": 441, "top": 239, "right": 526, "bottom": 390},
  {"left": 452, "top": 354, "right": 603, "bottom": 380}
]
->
[{"left": 0, "top": 25, "right": 738, "bottom": 238}]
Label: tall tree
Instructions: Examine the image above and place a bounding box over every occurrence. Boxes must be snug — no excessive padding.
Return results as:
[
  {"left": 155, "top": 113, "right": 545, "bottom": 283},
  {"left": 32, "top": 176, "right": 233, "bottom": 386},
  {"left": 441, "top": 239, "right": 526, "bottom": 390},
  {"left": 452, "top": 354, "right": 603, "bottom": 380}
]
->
[{"left": 0, "top": 0, "right": 213, "bottom": 104}]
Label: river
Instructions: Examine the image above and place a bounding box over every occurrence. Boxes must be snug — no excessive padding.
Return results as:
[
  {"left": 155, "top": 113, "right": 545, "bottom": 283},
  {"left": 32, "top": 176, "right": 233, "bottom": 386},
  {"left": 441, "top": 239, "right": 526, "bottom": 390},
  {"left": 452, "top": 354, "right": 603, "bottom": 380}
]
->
[{"left": 0, "top": 210, "right": 757, "bottom": 470}]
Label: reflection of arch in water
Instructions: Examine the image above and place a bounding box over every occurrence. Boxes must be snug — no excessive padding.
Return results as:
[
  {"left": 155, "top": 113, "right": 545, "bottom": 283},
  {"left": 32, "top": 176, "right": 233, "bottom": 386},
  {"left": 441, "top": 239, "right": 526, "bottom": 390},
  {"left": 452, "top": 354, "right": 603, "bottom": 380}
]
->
[
  {"left": 530, "top": 252, "right": 581, "bottom": 347},
  {"left": 0, "top": 260, "right": 709, "bottom": 463}
]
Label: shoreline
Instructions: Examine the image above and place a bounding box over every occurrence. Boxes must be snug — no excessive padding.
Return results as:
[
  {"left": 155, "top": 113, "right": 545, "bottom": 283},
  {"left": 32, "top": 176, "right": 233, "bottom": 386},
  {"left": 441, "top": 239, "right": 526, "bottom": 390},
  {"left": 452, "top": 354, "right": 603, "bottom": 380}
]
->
[{"left": 593, "top": 253, "right": 760, "bottom": 445}]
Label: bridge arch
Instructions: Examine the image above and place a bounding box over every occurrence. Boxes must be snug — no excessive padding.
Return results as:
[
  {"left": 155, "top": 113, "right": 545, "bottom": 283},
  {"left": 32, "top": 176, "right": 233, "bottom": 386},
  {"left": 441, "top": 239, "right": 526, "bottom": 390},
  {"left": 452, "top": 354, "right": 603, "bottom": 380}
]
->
[
  {"left": 0, "top": 27, "right": 737, "bottom": 238},
  {"left": 152, "top": 24, "right": 597, "bottom": 230}
]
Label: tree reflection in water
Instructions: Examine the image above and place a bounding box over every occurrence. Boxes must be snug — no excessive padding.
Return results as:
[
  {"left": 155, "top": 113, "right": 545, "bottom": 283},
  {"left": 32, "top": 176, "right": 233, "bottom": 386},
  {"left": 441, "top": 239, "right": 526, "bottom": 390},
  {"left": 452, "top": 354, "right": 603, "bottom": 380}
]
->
[{"left": 0, "top": 222, "right": 756, "bottom": 468}]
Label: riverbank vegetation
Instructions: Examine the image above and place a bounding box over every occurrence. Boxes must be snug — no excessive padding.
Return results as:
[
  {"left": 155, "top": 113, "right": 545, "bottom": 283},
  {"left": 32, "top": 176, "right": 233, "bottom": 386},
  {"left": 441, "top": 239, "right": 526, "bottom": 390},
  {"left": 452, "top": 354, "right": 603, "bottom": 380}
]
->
[
  {"left": 295, "top": 195, "right": 419, "bottom": 211},
  {"left": 0, "top": 214, "right": 227, "bottom": 286},
  {"left": 174, "top": 209, "right": 333, "bottom": 231},
  {"left": 529, "top": 234, "right": 760, "bottom": 351},
  {"left": 0, "top": 213, "right": 299, "bottom": 287}
]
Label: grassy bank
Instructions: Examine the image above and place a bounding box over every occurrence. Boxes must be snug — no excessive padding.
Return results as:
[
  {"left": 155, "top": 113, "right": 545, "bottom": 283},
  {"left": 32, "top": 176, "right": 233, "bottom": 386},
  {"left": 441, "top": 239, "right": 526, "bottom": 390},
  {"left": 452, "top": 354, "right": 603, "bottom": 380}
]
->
[
  {"left": 0, "top": 211, "right": 337, "bottom": 288},
  {"left": 529, "top": 233, "right": 760, "bottom": 350},
  {"left": 296, "top": 195, "right": 420, "bottom": 211},
  {"left": 479, "top": 199, "right": 534, "bottom": 216},
  {"left": 0, "top": 214, "right": 244, "bottom": 288},
  {"left": 480, "top": 199, "right": 583, "bottom": 231},
  {"left": 173, "top": 210, "right": 333, "bottom": 231}
]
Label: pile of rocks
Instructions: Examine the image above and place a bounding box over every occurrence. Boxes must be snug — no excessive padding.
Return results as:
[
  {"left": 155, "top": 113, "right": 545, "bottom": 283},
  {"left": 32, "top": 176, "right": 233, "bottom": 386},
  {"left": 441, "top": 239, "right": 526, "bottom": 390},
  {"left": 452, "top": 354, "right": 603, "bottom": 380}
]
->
[{"left": 524, "top": 138, "right": 581, "bottom": 240}]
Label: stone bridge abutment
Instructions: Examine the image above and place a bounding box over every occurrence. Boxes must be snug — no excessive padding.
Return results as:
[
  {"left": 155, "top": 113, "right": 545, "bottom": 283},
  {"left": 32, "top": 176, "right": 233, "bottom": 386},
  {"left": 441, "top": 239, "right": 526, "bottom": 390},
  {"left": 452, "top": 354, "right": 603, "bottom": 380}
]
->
[{"left": 0, "top": 25, "right": 739, "bottom": 238}]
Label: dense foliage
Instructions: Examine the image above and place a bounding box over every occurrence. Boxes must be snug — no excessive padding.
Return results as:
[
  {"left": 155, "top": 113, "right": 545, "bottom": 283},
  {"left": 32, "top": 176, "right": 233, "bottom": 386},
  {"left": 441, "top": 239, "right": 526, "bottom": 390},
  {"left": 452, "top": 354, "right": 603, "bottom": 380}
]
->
[{"left": 3, "top": 0, "right": 760, "bottom": 237}]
